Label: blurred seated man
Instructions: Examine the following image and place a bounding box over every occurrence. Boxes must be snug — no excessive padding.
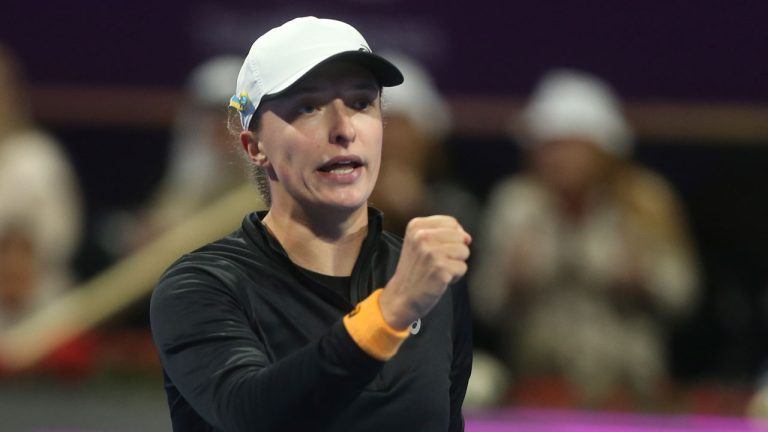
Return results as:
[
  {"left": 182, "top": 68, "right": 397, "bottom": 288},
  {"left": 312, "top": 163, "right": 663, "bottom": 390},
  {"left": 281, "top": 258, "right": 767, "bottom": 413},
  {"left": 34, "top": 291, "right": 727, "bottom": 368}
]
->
[
  {"left": 370, "top": 51, "right": 479, "bottom": 237},
  {"left": 471, "top": 69, "right": 699, "bottom": 405},
  {"left": 0, "top": 44, "right": 82, "bottom": 328}
]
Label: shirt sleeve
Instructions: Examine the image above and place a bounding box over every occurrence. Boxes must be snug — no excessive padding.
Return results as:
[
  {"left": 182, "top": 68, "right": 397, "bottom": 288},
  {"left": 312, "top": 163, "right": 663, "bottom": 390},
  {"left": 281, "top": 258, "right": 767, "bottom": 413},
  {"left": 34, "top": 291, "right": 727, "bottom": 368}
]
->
[
  {"left": 150, "top": 264, "right": 385, "bottom": 432},
  {"left": 449, "top": 277, "right": 473, "bottom": 432}
]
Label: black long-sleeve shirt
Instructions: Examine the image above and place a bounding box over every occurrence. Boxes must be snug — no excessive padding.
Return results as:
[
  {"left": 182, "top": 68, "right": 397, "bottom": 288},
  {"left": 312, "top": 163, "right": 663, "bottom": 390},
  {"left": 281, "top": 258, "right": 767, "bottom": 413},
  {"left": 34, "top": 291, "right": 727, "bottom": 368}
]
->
[{"left": 150, "top": 209, "right": 473, "bottom": 431}]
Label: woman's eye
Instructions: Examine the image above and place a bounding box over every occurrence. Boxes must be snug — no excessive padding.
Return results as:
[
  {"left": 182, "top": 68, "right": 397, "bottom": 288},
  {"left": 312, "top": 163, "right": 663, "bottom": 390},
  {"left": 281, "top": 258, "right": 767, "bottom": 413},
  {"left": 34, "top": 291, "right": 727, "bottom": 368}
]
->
[
  {"left": 298, "top": 105, "right": 317, "bottom": 114},
  {"left": 352, "top": 99, "right": 373, "bottom": 110}
]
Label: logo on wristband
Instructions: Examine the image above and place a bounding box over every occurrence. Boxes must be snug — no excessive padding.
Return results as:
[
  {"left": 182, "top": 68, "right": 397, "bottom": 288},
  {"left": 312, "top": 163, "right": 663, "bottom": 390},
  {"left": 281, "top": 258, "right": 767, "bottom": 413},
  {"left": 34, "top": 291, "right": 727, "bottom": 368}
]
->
[{"left": 409, "top": 318, "right": 421, "bottom": 335}]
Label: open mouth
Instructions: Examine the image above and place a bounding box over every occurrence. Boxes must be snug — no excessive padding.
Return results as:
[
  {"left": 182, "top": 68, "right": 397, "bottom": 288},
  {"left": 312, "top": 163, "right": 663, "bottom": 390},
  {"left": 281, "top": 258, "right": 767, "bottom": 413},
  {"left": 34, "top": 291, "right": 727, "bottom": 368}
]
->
[{"left": 318, "top": 158, "right": 363, "bottom": 175}]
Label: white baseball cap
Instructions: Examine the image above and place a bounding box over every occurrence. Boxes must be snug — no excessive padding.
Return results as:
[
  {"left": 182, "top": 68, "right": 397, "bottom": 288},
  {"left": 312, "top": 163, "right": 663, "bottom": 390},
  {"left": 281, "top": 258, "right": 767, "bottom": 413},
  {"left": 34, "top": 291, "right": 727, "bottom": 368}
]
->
[{"left": 230, "top": 16, "right": 404, "bottom": 129}]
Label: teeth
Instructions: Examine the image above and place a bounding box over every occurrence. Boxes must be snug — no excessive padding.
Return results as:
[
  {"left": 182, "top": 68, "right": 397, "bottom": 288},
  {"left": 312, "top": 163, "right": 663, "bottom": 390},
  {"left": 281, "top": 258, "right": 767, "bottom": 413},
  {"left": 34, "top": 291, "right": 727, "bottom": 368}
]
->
[{"left": 329, "top": 166, "right": 354, "bottom": 174}]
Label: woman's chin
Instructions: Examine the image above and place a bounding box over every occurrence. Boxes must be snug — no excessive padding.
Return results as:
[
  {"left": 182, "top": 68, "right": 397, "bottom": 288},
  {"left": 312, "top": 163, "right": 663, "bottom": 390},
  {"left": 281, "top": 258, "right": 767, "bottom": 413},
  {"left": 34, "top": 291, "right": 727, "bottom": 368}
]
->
[{"left": 315, "top": 192, "right": 370, "bottom": 212}]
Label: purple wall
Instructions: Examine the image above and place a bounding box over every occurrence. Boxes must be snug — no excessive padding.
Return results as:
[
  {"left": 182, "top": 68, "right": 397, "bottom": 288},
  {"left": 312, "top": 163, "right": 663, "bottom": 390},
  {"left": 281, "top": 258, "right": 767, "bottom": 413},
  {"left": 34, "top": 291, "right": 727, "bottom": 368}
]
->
[{"left": 2, "top": 0, "right": 766, "bottom": 102}]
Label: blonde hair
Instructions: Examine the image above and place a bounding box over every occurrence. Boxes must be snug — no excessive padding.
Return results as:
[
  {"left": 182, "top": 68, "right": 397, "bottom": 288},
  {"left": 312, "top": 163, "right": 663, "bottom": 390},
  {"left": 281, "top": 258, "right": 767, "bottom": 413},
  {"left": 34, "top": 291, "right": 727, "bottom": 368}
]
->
[
  {"left": 227, "top": 108, "right": 271, "bottom": 207},
  {"left": 611, "top": 161, "right": 692, "bottom": 249}
]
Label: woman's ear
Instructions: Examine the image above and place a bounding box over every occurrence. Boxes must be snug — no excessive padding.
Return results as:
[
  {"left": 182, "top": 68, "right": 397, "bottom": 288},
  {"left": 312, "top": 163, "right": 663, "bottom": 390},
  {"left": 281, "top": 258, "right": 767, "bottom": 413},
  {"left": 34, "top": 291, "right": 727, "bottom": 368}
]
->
[{"left": 240, "top": 131, "right": 269, "bottom": 167}]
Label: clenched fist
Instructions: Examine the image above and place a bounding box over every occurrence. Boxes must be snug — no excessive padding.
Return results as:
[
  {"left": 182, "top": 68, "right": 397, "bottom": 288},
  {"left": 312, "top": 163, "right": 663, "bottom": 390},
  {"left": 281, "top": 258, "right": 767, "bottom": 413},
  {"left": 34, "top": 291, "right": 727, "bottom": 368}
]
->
[{"left": 379, "top": 216, "right": 471, "bottom": 330}]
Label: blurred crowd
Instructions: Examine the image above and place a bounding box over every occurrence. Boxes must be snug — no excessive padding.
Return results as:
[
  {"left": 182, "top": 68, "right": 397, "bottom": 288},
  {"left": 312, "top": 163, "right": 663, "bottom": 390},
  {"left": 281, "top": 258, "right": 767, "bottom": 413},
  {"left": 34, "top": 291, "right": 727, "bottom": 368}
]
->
[{"left": 0, "top": 40, "right": 766, "bottom": 417}]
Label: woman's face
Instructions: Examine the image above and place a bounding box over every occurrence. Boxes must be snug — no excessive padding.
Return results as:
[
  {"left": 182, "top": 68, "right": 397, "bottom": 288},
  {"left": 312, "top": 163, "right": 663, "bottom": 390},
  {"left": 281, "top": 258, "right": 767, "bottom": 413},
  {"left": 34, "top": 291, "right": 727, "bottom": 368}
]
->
[{"left": 245, "top": 61, "right": 383, "bottom": 215}]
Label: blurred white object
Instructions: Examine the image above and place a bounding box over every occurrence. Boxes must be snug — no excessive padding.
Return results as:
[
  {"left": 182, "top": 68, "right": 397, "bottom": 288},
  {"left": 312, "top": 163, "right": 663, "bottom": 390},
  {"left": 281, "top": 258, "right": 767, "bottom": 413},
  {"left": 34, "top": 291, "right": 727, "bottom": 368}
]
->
[
  {"left": 188, "top": 55, "right": 244, "bottom": 108},
  {"left": 0, "top": 130, "right": 82, "bottom": 327},
  {"left": 380, "top": 51, "right": 452, "bottom": 140},
  {"left": 148, "top": 55, "right": 250, "bottom": 230},
  {"left": 518, "top": 69, "right": 632, "bottom": 156},
  {"left": 99, "top": 55, "right": 256, "bottom": 256},
  {"left": 464, "top": 350, "right": 512, "bottom": 409},
  {"left": 165, "top": 55, "right": 245, "bottom": 193}
]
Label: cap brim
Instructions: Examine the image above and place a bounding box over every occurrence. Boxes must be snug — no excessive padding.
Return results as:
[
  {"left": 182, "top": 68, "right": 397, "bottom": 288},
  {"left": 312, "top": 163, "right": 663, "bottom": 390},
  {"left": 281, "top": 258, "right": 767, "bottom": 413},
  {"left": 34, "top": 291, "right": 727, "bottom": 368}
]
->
[
  {"left": 326, "top": 50, "right": 404, "bottom": 87},
  {"left": 264, "top": 50, "right": 404, "bottom": 102}
]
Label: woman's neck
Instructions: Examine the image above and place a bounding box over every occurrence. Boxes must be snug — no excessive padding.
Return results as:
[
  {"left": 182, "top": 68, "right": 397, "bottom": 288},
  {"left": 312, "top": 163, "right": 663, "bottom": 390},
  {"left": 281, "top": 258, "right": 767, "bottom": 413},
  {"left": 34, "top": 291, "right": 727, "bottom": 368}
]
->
[{"left": 261, "top": 205, "right": 369, "bottom": 276}]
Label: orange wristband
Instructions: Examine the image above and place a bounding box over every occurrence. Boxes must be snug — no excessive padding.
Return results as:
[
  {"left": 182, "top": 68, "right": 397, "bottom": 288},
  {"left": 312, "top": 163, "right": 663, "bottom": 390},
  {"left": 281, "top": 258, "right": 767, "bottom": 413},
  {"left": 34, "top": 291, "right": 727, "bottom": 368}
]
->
[{"left": 343, "top": 289, "right": 410, "bottom": 361}]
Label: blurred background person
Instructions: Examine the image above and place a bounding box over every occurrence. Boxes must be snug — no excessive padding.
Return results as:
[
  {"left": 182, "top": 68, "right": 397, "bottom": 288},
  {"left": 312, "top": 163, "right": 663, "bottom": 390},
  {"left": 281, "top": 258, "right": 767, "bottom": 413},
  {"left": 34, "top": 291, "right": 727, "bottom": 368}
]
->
[
  {"left": 101, "top": 55, "right": 261, "bottom": 256},
  {"left": 140, "top": 55, "right": 251, "bottom": 233},
  {"left": 370, "top": 51, "right": 479, "bottom": 237},
  {"left": 0, "top": 44, "right": 83, "bottom": 328},
  {"left": 366, "top": 51, "right": 509, "bottom": 410},
  {"left": 470, "top": 69, "right": 700, "bottom": 406}
]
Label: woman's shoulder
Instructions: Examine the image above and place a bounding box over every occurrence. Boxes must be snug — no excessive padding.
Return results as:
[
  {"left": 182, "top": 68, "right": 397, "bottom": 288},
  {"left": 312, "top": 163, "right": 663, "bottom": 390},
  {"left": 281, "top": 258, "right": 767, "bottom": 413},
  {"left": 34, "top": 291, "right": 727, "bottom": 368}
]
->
[
  {"left": 159, "top": 230, "right": 259, "bottom": 283},
  {"left": 614, "top": 164, "right": 683, "bottom": 214}
]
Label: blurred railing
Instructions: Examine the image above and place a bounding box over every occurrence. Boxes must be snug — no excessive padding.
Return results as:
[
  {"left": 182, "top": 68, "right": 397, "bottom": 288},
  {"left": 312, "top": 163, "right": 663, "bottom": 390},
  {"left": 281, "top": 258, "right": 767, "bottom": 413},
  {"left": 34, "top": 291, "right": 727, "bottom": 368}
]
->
[{"left": 30, "top": 85, "right": 768, "bottom": 142}]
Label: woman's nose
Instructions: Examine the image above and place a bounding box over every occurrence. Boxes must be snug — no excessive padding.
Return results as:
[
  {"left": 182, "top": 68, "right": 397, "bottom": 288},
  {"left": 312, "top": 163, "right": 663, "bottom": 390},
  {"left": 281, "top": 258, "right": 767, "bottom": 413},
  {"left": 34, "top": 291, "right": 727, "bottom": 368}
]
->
[{"left": 327, "top": 100, "right": 355, "bottom": 146}]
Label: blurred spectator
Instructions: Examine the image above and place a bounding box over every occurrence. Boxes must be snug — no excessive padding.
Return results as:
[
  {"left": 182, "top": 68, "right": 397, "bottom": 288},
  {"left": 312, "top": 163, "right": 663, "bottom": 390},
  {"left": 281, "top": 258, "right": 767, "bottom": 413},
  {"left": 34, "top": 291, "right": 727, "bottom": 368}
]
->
[
  {"left": 0, "top": 44, "right": 83, "bottom": 328},
  {"left": 370, "top": 51, "right": 479, "bottom": 236},
  {"left": 470, "top": 69, "right": 699, "bottom": 405},
  {"left": 143, "top": 55, "right": 249, "bottom": 231},
  {"left": 371, "top": 52, "right": 501, "bottom": 408},
  {"left": 103, "top": 55, "right": 259, "bottom": 255}
]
